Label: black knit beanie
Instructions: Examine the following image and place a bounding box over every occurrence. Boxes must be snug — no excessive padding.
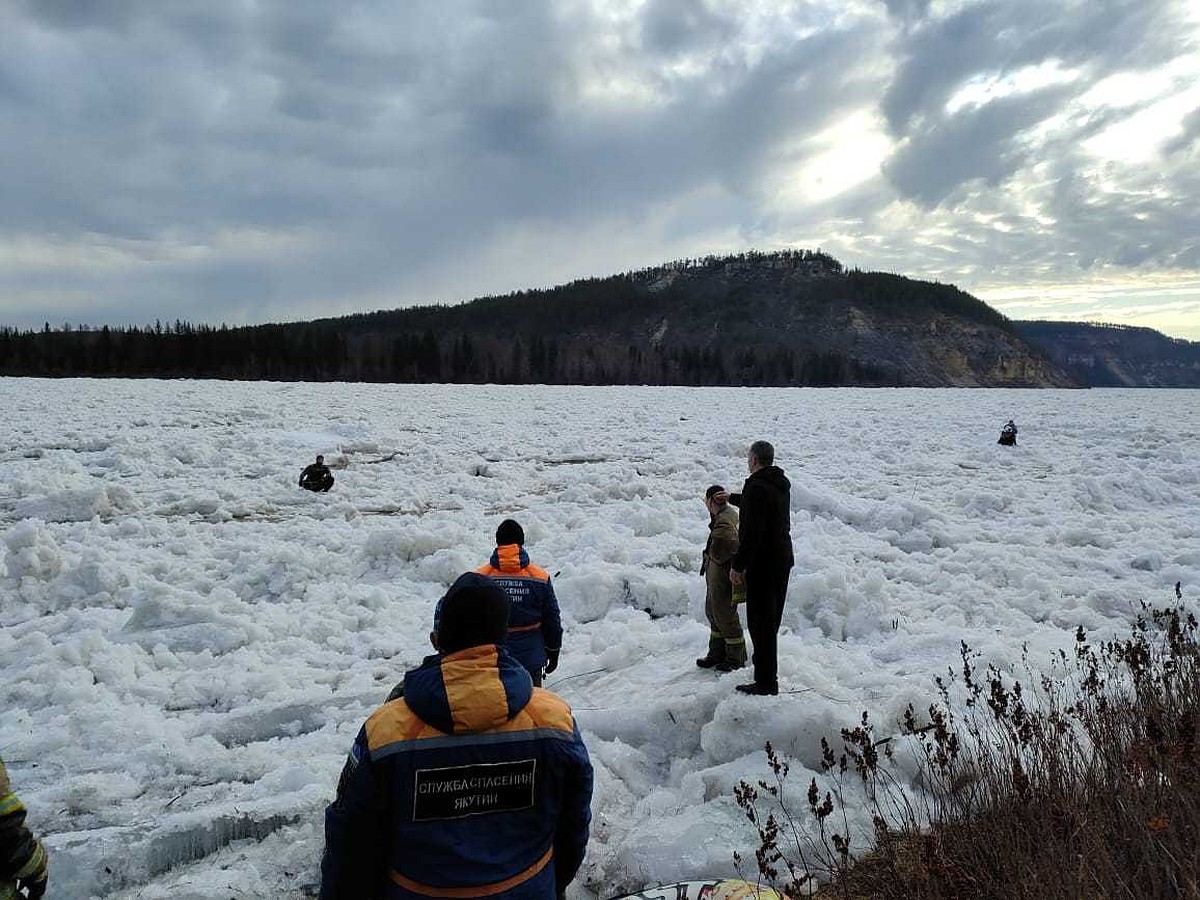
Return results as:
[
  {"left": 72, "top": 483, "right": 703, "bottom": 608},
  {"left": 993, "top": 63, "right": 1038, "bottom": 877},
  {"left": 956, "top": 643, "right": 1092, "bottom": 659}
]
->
[
  {"left": 433, "top": 572, "right": 510, "bottom": 653},
  {"left": 495, "top": 518, "right": 525, "bottom": 546}
]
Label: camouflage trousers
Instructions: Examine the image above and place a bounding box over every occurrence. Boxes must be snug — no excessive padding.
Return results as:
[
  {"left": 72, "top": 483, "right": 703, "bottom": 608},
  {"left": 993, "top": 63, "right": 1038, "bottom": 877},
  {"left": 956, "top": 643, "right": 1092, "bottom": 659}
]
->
[{"left": 704, "top": 590, "right": 746, "bottom": 665}]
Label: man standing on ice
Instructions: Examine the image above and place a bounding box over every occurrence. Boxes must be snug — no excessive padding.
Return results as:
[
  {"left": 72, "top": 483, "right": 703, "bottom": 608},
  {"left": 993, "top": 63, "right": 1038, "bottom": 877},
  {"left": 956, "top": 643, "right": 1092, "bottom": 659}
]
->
[
  {"left": 476, "top": 519, "right": 564, "bottom": 686},
  {"left": 719, "top": 441, "right": 794, "bottom": 696},
  {"left": 320, "top": 572, "right": 593, "bottom": 900},
  {"left": 696, "top": 484, "right": 747, "bottom": 672}
]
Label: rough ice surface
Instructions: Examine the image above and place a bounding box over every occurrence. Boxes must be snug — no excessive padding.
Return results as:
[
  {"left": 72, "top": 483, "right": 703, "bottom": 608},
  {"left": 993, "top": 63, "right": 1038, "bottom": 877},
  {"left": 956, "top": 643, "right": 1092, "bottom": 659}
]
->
[{"left": 1, "top": 379, "right": 1197, "bottom": 898}]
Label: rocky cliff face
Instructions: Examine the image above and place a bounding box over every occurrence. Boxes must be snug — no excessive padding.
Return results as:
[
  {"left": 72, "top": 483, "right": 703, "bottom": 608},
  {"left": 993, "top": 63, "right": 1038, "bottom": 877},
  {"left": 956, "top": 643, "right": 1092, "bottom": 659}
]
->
[
  {"left": 595, "top": 256, "right": 1081, "bottom": 387},
  {"left": 807, "top": 310, "right": 1076, "bottom": 387},
  {"left": 1015, "top": 322, "right": 1200, "bottom": 387}
]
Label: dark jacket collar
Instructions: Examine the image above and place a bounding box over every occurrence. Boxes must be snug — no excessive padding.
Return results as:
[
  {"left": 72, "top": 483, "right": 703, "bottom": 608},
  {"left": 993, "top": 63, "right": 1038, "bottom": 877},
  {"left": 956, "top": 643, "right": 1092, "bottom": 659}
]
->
[{"left": 748, "top": 464, "right": 790, "bottom": 491}]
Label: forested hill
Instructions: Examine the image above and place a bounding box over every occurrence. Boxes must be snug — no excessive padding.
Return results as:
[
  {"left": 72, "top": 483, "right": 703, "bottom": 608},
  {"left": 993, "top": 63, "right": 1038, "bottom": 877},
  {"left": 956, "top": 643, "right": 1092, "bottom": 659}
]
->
[
  {"left": 1, "top": 250, "right": 1079, "bottom": 387},
  {"left": 1014, "top": 321, "right": 1200, "bottom": 387}
]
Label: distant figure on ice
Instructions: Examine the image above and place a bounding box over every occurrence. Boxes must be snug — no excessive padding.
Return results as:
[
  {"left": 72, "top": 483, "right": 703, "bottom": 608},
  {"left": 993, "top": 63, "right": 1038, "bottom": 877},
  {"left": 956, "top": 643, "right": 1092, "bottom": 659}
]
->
[
  {"left": 320, "top": 572, "right": 593, "bottom": 900},
  {"left": 1, "top": 758, "right": 50, "bottom": 900},
  {"left": 476, "top": 519, "right": 564, "bottom": 686},
  {"left": 299, "top": 454, "right": 335, "bottom": 492},
  {"left": 998, "top": 419, "right": 1018, "bottom": 446},
  {"left": 696, "top": 484, "right": 747, "bottom": 672}
]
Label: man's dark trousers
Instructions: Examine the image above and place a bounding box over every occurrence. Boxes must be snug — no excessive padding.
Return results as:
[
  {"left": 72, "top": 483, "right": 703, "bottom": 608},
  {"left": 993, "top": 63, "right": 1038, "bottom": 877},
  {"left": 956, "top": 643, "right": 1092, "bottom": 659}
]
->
[{"left": 746, "top": 566, "right": 791, "bottom": 691}]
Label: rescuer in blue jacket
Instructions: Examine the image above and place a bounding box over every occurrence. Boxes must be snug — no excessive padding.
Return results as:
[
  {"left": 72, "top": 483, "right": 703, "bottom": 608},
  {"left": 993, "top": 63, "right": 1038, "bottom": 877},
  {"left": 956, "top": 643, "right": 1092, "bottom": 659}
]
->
[
  {"left": 476, "top": 520, "right": 564, "bottom": 686},
  {"left": 319, "top": 572, "right": 593, "bottom": 900}
]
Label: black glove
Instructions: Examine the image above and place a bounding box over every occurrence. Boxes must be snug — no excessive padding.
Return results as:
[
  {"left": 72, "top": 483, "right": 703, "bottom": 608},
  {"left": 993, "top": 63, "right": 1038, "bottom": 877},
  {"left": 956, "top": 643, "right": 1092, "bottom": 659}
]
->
[
  {"left": 18, "top": 875, "right": 47, "bottom": 900},
  {"left": 544, "top": 649, "right": 560, "bottom": 676}
]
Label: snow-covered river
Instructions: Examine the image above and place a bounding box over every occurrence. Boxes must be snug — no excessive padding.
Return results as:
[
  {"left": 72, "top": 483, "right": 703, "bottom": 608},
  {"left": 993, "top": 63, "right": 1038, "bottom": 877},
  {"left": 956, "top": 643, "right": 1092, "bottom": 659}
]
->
[{"left": 2, "top": 379, "right": 1197, "bottom": 898}]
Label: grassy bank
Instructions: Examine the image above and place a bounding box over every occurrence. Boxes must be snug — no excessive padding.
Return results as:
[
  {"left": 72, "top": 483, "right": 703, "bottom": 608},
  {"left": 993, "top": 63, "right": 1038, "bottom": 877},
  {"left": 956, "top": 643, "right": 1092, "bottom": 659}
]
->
[{"left": 736, "top": 589, "right": 1199, "bottom": 899}]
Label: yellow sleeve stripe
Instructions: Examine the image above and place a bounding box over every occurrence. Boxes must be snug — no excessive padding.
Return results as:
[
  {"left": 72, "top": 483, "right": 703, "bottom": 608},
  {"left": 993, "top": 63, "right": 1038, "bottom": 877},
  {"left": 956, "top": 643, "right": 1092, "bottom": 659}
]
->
[
  {"left": 15, "top": 840, "right": 47, "bottom": 879},
  {"left": 0, "top": 792, "right": 25, "bottom": 817}
]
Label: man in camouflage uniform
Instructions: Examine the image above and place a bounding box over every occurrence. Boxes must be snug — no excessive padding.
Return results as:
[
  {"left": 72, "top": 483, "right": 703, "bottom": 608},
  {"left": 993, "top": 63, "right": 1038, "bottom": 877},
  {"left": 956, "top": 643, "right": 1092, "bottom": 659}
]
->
[{"left": 696, "top": 485, "right": 746, "bottom": 672}]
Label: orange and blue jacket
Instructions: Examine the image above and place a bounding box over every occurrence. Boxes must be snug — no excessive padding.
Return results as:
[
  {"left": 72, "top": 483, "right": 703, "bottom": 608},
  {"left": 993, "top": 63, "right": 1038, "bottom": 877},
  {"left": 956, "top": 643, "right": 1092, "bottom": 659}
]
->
[
  {"left": 475, "top": 545, "right": 563, "bottom": 678},
  {"left": 319, "top": 645, "right": 592, "bottom": 900}
]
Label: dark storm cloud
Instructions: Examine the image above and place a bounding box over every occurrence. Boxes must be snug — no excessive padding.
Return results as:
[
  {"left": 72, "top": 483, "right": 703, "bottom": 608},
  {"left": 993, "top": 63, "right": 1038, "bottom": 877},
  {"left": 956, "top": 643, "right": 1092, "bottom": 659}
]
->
[
  {"left": 881, "top": 0, "right": 931, "bottom": 22},
  {"left": 0, "top": 0, "right": 1198, "bottom": 336},
  {"left": 15, "top": 0, "right": 142, "bottom": 31},
  {"left": 1164, "top": 104, "right": 1200, "bottom": 155},
  {"left": 882, "top": 0, "right": 1177, "bottom": 138},
  {"left": 883, "top": 87, "right": 1075, "bottom": 207},
  {"left": 858, "top": 0, "right": 1200, "bottom": 330},
  {"left": 0, "top": 0, "right": 872, "bottom": 325},
  {"left": 1, "top": 0, "right": 869, "bottom": 230},
  {"left": 1046, "top": 156, "right": 1200, "bottom": 272},
  {"left": 639, "top": 0, "right": 739, "bottom": 55},
  {"left": 448, "top": 23, "right": 872, "bottom": 222}
]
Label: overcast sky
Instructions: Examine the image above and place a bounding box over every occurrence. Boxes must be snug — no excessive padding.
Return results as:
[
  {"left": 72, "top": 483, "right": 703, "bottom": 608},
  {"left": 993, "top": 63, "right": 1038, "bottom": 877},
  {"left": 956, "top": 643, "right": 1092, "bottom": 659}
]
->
[{"left": 2, "top": 0, "right": 1199, "bottom": 339}]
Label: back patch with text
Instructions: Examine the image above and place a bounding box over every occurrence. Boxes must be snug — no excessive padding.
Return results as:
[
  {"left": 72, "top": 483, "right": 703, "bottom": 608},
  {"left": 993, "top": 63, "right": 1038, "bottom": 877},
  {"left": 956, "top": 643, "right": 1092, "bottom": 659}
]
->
[{"left": 413, "top": 759, "right": 537, "bottom": 821}]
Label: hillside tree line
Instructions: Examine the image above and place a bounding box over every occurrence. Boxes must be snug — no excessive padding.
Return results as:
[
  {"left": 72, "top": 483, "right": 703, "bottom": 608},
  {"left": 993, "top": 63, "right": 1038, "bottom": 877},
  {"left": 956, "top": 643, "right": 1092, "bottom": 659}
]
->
[{"left": 0, "top": 250, "right": 1006, "bottom": 387}]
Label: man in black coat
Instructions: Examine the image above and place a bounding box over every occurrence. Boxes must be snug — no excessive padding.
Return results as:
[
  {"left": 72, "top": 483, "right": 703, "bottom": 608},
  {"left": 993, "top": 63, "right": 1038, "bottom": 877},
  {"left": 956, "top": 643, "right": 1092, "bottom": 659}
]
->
[
  {"left": 723, "top": 440, "right": 793, "bottom": 696},
  {"left": 300, "top": 454, "right": 335, "bottom": 492}
]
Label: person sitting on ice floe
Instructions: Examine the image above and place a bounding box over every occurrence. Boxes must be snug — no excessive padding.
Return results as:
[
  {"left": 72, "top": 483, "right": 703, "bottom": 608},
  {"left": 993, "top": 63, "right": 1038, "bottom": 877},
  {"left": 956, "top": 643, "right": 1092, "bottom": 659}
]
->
[
  {"left": 475, "top": 519, "right": 564, "bottom": 686},
  {"left": 319, "top": 572, "right": 593, "bottom": 900},
  {"left": 1, "top": 758, "right": 50, "bottom": 900},
  {"left": 998, "top": 419, "right": 1018, "bottom": 446},
  {"left": 299, "top": 454, "right": 335, "bottom": 492}
]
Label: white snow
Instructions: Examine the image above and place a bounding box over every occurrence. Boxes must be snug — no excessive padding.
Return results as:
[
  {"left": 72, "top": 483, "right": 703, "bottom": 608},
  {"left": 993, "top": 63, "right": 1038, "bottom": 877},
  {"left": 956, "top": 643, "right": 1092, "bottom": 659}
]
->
[{"left": 1, "top": 378, "right": 1197, "bottom": 898}]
